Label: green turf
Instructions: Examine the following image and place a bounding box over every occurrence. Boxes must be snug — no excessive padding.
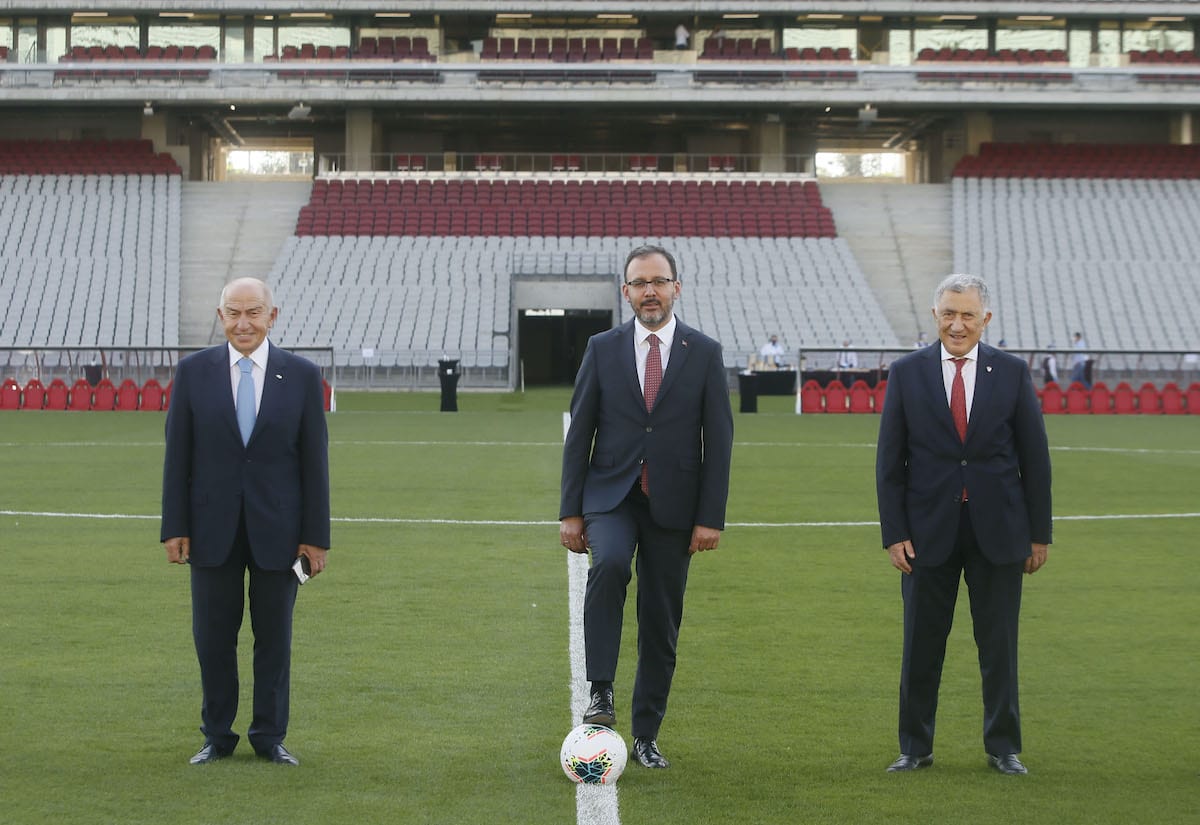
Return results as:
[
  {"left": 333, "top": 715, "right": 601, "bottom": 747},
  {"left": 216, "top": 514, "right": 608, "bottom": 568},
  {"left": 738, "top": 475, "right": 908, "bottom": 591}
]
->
[{"left": 1, "top": 392, "right": 1197, "bottom": 824}]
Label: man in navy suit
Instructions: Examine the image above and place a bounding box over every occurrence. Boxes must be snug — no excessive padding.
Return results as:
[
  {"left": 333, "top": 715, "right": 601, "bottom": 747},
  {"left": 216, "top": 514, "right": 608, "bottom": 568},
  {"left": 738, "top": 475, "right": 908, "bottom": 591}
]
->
[
  {"left": 162, "top": 277, "right": 330, "bottom": 767},
  {"left": 560, "top": 245, "right": 733, "bottom": 769},
  {"left": 876, "top": 273, "right": 1051, "bottom": 776}
]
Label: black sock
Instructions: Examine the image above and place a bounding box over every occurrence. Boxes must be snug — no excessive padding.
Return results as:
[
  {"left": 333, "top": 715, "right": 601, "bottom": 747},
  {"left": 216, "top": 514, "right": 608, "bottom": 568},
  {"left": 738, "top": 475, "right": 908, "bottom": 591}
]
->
[{"left": 590, "top": 680, "right": 612, "bottom": 695}]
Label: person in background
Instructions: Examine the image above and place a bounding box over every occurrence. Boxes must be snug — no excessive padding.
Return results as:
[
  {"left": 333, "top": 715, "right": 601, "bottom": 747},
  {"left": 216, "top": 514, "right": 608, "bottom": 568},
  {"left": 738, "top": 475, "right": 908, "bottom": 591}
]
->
[
  {"left": 1070, "top": 332, "right": 1089, "bottom": 388},
  {"left": 876, "top": 273, "right": 1052, "bottom": 777},
  {"left": 837, "top": 340, "right": 859, "bottom": 370},
  {"left": 759, "top": 334, "right": 786, "bottom": 367},
  {"left": 674, "top": 22, "right": 690, "bottom": 50},
  {"left": 1042, "top": 346, "right": 1059, "bottom": 386},
  {"left": 560, "top": 245, "right": 733, "bottom": 771},
  {"left": 162, "top": 277, "right": 330, "bottom": 768}
]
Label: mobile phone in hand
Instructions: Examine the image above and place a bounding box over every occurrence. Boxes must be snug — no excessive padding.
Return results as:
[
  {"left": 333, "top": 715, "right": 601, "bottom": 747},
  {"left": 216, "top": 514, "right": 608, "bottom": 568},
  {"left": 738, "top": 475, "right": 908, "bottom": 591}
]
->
[{"left": 292, "top": 555, "right": 311, "bottom": 584}]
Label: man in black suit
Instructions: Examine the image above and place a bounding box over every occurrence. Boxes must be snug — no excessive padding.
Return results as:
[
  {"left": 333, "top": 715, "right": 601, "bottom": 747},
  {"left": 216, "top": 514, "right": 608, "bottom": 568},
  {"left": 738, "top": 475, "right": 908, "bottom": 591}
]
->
[
  {"left": 560, "top": 245, "right": 734, "bottom": 770},
  {"left": 162, "top": 277, "right": 330, "bottom": 767},
  {"left": 876, "top": 273, "right": 1051, "bottom": 776}
]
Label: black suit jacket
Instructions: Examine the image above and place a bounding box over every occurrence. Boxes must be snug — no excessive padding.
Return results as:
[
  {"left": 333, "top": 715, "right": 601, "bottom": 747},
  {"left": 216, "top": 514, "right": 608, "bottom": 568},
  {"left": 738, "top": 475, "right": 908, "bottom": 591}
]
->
[
  {"left": 876, "top": 342, "right": 1051, "bottom": 566},
  {"left": 560, "top": 319, "right": 733, "bottom": 532},
  {"left": 161, "top": 343, "right": 331, "bottom": 569}
]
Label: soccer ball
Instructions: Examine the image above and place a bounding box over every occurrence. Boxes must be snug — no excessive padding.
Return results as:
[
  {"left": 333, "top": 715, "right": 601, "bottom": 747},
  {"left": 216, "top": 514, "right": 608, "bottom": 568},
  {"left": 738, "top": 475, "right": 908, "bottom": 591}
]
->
[{"left": 560, "top": 724, "right": 628, "bottom": 785}]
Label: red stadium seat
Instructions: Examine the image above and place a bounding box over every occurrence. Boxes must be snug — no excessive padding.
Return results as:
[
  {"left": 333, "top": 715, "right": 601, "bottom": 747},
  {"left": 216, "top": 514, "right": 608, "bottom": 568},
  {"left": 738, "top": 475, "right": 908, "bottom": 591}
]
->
[
  {"left": 116, "top": 379, "right": 140, "bottom": 411},
  {"left": 1089, "top": 382, "right": 1113, "bottom": 414},
  {"left": 0, "top": 377, "right": 20, "bottom": 409},
  {"left": 1160, "top": 382, "right": 1184, "bottom": 414},
  {"left": 45, "top": 379, "right": 69, "bottom": 410},
  {"left": 92, "top": 378, "right": 117, "bottom": 411},
  {"left": 872, "top": 379, "right": 888, "bottom": 414},
  {"left": 1137, "top": 382, "right": 1162, "bottom": 414},
  {"left": 1187, "top": 383, "right": 1200, "bottom": 415},
  {"left": 848, "top": 380, "right": 874, "bottom": 413},
  {"left": 1112, "top": 382, "right": 1137, "bottom": 414},
  {"left": 323, "top": 378, "right": 333, "bottom": 411},
  {"left": 140, "top": 378, "right": 164, "bottom": 411},
  {"left": 824, "top": 380, "right": 848, "bottom": 413},
  {"left": 1040, "top": 382, "right": 1064, "bottom": 414},
  {"left": 69, "top": 378, "right": 94, "bottom": 411},
  {"left": 1065, "top": 382, "right": 1090, "bottom": 414},
  {"left": 22, "top": 378, "right": 46, "bottom": 410},
  {"left": 800, "top": 379, "right": 824, "bottom": 413}
]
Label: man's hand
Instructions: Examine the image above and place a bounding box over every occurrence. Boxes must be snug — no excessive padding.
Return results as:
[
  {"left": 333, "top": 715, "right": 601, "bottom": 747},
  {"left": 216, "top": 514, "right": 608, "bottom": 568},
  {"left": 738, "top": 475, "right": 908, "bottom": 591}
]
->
[
  {"left": 1025, "top": 543, "right": 1048, "bottom": 575},
  {"left": 689, "top": 525, "right": 721, "bottom": 555},
  {"left": 165, "top": 537, "right": 190, "bottom": 564},
  {"left": 560, "top": 516, "right": 588, "bottom": 554},
  {"left": 298, "top": 545, "right": 328, "bottom": 576},
  {"left": 887, "top": 540, "right": 916, "bottom": 574}
]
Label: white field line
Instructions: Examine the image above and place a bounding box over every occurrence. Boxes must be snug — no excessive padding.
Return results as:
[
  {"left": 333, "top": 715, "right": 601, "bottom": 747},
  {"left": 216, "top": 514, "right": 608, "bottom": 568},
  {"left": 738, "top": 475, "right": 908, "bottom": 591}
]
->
[
  {"left": 2, "top": 510, "right": 1199, "bottom": 527},
  {"left": 562, "top": 411, "right": 621, "bottom": 825}
]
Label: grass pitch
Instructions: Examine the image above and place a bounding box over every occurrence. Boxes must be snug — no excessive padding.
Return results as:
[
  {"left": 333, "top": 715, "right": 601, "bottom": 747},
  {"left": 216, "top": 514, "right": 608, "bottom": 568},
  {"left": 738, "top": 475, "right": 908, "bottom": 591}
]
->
[{"left": 1, "top": 390, "right": 1197, "bottom": 824}]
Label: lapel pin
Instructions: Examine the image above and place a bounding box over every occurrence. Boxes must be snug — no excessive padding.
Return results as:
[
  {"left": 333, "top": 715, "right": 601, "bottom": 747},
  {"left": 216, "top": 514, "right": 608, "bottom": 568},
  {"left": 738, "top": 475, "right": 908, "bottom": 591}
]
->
[
  {"left": 275, "top": 374, "right": 283, "bottom": 379},
  {"left": 986, "top": 366, "right": 992, "bottom": 373}
]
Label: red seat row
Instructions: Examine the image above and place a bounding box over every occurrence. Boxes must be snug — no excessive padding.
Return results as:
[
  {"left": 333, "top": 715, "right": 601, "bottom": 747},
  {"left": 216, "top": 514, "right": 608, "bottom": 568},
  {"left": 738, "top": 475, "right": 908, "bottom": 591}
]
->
[
  {"left": 0, "top": 138, "right": 182, "bottom": 175},
  {"left": 2, "top": 376, "right": 335, "bottom": 412},
  {"left": 482, "top": 36, "right": 652, "bottom": 62},
  {"left": 798, "top": 380, "right": 887, "bottom": 414},
  {"left": 1040, "top": 381, "right": 1199, "bottom": 414},
  {"left": 953, "top": 142, "right": 1200, "bottom": 179},
  {"left": 0, "top": 377, "right": 170, "bottom": 411}
]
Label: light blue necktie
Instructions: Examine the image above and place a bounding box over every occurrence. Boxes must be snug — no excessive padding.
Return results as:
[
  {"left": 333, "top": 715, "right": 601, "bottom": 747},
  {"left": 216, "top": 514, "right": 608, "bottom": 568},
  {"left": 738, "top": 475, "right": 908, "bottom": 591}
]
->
[{"left": 236, "top": 357, "right": 256, "bottom": 446}]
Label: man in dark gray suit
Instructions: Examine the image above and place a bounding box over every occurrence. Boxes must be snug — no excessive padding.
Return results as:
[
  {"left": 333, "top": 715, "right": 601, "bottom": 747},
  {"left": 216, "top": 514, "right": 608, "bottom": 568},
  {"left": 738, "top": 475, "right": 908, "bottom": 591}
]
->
[
  {"left": 560, "top": 245, "right": 733, "bottom": 770},
  {"left": 162, "top": 277, "right": 330, "bottom": 767},
  {"left": 876, "top": 273, "right": 1051, "bottom": 776}
]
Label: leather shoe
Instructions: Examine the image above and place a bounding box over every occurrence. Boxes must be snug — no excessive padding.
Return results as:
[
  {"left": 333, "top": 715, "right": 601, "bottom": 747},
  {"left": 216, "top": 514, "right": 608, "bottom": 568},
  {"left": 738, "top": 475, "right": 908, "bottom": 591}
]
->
[
  {"left": 987, "top": 753, "right": 1027, "bottom": 775},
  {"left": 582, "top": 687, "right": 615, "bottom": 728},
  {"left": 633, "top": 737, "right": 670, "bottom": 769},
  {"left": 259, "top": 743, "right": 300, "bottom": 766},
  {"left": 188, "top": 743, "right": 232, "bottom": 765},
  {"left": 887, "top": 753, "right": 934, "bottom": 772}
]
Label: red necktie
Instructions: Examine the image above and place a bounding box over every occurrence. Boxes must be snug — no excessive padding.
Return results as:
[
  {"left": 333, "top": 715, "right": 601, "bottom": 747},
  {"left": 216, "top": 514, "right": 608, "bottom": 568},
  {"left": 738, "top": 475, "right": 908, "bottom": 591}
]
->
[
  {"left": 951, "top": 357, "right": 969, "bottom": 502},
  {"left": 950, "top": 357, "right": 968, "bottom": 441},
  {"left": 640, "top": 334, "right": 662, "bottom": 495}
]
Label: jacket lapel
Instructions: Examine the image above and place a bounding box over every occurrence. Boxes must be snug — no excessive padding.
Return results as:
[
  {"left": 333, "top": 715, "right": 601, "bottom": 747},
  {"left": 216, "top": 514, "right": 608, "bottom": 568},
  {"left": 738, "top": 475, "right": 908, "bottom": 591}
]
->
[
  {"left": 919, "top": 345, "right": 960, "bottom": 442},
  {"left": 250, "top": 344, "right": 286, "bottom": 445},
  {"left": 207, "top": 345, "right": 242, "bottom": 442},
  {"left": 653, "top": 321, "right": 692, "bottom": 406},
  {"left": 967, "top": 343, "right": 998, "bottom": 442}
]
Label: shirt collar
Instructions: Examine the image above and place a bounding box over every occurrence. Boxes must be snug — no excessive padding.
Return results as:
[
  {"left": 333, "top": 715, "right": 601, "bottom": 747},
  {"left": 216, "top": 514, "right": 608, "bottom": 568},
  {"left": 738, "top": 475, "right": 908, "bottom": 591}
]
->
[
  {"left": 940, "top": 343, "right": 979, "bottom": 362},
  {"left": 228, "top": 340, "right": 270, "bottom": 371},
  {"left": 635, "top": 315, "right": 676, "bottom": 347}
]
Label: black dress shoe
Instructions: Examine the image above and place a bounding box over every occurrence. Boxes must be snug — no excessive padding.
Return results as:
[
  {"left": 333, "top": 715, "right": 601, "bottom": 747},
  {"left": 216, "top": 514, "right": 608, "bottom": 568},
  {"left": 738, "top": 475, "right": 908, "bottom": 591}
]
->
[
  {"left": 189, "top": 743, "right": 232, "bottom": 765},
  {"left": 259, "top": 743, "right": 300, "bottom": 766},
  {"left": 633, "top": 737, "right": 670, "bottom": 769},
  {"left": 987, "top": 753, "right": 1027, "bottom": 775},
  {"left": 582, "top": 687, "right": 616, "bottom": 728},
  {"left": 887, "top": 753, "right": 934, "bottom": 772}
]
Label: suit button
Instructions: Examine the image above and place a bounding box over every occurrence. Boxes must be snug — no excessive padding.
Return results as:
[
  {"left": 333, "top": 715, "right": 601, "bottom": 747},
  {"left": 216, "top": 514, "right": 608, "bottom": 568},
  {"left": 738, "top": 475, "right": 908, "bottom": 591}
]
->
[
  {"left": 646, "top": 426, "right": 653, "bottom": 432},
  {"left": 960, "top": 459, "right": 967, "bottom": 466}
]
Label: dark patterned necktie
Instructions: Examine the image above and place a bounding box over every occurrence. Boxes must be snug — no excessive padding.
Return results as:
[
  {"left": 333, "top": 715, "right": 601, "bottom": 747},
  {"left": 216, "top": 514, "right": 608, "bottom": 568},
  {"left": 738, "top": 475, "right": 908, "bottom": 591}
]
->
[
  {"left": 950, "top": 358, "right": 968, "bottom": 441},
  {"left": 640, "top": 334, "right": 662, "bottom": 495}
]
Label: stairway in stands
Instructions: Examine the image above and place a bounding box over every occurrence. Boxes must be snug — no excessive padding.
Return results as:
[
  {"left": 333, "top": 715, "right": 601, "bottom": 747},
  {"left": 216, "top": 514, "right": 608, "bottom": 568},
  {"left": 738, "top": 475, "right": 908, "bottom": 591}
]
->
[{"left": 179, "top": 180, "right": 312, "bottom": 345}]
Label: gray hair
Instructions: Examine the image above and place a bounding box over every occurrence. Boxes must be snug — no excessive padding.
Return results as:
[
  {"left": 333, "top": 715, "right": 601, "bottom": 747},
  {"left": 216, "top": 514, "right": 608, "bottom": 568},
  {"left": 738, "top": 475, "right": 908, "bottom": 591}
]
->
[
  {"left": 933, "top": 273, "right": 990, "bottom": 311},
  {"left": 218, "top": 277, "right": 275, "bottom": 310}
]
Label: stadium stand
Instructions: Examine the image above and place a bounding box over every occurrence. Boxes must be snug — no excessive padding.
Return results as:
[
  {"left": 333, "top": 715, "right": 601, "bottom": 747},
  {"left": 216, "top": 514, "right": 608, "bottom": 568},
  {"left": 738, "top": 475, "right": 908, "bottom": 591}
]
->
[
  {"left": 952, "top": 144, "right": 1200, "bottom": 354},
  {"left": 0, "top": 140, "right": 182, "bottom": 350}
]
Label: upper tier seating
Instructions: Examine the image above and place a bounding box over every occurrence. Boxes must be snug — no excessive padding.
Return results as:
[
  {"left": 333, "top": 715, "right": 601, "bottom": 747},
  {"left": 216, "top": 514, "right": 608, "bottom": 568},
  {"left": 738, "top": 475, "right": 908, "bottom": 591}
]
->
[
  {"left": 0, "top": 142, "right": 181, "bottom": 348},
  {"left": 480, "top": 36, "right": 652, "bottom": 62},
  {"left": 0, "top": 138, "right": 181, "bottom": 175},
  {"left": 952, "top": 141, "right": 1200, "bottom": 179},
  {"left": 56, "top": 44, "right": 217, "bottom": 81},
  {"left": 294, "top": 177, "right": 836, "bottom": 238},
  {"left": 952, "top": 143, "right": 1200, "bottom": 354}
]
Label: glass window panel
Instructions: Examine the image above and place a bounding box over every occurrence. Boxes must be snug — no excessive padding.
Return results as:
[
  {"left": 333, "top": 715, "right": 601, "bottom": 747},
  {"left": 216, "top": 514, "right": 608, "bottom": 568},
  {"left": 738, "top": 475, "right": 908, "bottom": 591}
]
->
[
  {"left": 71, "top": 21, "right": 139, "bottom": 50},
  {"left": 782, "top": 27, "right": 857, "bottom": 52},
  {"left": 0, "top": 19, "right": 12, "bottom": 52},
  {"left": 887, "top": 28, "right": 912, "bottom": 66},
  {"left": 46, "top": 24, "right": 66, "bottom": 62},
  {"left": 225, "top": 18, "right": 245, "bottom": 64},
  {"left": 253, "top": 20, "right": 275, "bottom": 61},
  {"left": 149, "top": 25, "right": 220, "bottom": 50},
  {"left": 912, "top": 27, "right": 988, "bottom": 53},
  {"left": 277, "top": 25, "right": 349, "bottom": 50}
]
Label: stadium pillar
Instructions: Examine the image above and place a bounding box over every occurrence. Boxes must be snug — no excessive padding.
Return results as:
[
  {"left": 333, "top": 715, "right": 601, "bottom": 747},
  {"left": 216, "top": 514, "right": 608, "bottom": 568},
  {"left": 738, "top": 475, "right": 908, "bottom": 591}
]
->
[
  {"left": 345, "top": 108, "right": 375, "bottom": 172},
  {"left": 755, "top": 117, "right": 786, "bottom": 173}
]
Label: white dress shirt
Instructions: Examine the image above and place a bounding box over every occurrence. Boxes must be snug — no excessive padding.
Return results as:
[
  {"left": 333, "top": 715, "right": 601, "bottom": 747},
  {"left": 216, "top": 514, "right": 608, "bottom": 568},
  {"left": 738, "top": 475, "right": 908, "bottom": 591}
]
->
[
  {"left": 227, "top": 340, "right": 268, "bottom": 415},
  {"left": 940, "top": 343, "right": 979, "bottom": 417},
  {"left": 633, "top": 315, "right": 676, "bottom": 392}
]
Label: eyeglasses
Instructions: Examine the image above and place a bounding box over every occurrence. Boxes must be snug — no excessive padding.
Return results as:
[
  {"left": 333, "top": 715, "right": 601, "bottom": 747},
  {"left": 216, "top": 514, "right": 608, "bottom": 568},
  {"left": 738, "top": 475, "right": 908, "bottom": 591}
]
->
[{"left": 625, "top": 278, "right": 675, "bottom": 290}]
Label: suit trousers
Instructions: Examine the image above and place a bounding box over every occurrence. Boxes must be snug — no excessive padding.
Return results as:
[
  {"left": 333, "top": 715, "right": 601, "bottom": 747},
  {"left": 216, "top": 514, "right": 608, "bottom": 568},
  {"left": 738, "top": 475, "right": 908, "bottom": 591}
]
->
[
  {"left": 190, "top": 508, "right": 298, "bottom": 754},
  {"left": 898, "top": 503, "right": 1024, "bottom": 757},
  {"left": 584, "top": 486, "right": 692, "bottom": 739}
]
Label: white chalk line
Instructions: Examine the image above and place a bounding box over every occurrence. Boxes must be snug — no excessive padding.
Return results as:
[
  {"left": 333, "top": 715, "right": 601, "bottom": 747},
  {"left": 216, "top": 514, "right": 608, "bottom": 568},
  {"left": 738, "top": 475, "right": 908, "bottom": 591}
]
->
[{"left": 2, "top": 510, "right": 1199, "bottom": 527}]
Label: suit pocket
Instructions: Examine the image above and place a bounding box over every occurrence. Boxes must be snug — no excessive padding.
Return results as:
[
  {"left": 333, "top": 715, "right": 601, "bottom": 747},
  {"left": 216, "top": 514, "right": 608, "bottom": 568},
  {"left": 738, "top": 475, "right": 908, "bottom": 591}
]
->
[{"left": 592, "top": 453, "right": 614, "bottom": 469}]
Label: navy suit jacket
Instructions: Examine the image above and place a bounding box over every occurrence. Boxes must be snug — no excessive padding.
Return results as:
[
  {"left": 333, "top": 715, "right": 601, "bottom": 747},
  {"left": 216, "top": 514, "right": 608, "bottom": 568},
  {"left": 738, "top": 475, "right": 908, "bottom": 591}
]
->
[
  {"left": 560, "top": 318, "right": 733, "bottom": 532},
  {"left": 876, "top": 342, "right": 1051, "bottom": 567},
  {"left": 161, "top": 343, "right": 331, "bottom": 570}
]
